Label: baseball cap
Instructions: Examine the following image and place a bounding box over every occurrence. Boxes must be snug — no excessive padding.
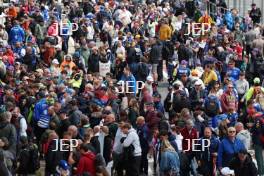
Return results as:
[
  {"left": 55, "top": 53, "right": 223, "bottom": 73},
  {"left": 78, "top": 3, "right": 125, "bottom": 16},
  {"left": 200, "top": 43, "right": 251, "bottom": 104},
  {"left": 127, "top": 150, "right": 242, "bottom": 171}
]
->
[
  {"left": 58, "top": 160, "right": 70, "bottom": 170},
  {"left": 194, "top": 80, "right": 203, "bottom": 86},
  {"left": 147, "top": 76, "right": 153, "bottom": 82},
  {"left": 181, "top": 60, "right": 188, "bottom": 65},
  {"left": 253, "top": 77, "right": 260, "bottom": 84},
  {"left": 52, "top": 59, "right": 59, "bottom": 65},
  {"left": 221, "top": 167, "right": 234, "bottom": 175}
]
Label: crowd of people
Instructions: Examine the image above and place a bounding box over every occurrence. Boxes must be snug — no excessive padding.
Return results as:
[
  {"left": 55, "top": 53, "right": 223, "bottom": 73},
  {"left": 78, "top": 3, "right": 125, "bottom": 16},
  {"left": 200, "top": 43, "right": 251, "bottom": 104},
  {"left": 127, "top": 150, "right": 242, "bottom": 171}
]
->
[{"left": 0, "top": 0, "right": 264, "bottom": 176}]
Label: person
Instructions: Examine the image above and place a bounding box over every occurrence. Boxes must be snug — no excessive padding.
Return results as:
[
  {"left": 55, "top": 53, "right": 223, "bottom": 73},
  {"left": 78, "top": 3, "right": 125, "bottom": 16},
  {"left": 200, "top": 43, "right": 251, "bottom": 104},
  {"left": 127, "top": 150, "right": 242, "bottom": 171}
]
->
[
  {"left": 217, "top": 127, "right": 246, "bottom": 170},
  {"left": 229, "top": 149, "right": 258, "bottom": 176},
  {"left": 159, "top": 139, "right": 180, "bottom": 176},
  {"left": 120, "top": 123, "right": 142, "bottom": 176},
  {"left": 76, "top": 143, "right": 96, "bottom": 176},
  {"left": 235, "top": 122, "right": 251, "bottom": 150},
  {"left": 136, "top": 116, "right": 151, "bottom": 175},
  {"left": 249, "top": 3, "right": 262, "bottom": 24},
  {"left": 220, "top": 83, "right": 238, "bottom": 113},
  {"left": 196, "top": 127, "right": 219, "bottom": 176}
]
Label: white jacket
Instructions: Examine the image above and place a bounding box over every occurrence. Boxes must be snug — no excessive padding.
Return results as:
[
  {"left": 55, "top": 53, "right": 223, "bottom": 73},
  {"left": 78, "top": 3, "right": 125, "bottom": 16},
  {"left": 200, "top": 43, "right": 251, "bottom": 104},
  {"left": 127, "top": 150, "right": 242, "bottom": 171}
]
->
[
  {"left": 236, "top": 130, "right": 251, "bottom": 150},
  {"left": 123, "top": 128, "right": 142, "bottom": 157}
]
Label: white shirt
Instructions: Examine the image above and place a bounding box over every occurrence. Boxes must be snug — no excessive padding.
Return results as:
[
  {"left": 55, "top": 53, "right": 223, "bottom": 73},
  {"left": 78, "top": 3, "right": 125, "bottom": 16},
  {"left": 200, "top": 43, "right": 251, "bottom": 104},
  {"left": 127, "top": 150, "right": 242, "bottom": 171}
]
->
[{"left": 20, "top": 117, "right": 27, "bottom": 137}]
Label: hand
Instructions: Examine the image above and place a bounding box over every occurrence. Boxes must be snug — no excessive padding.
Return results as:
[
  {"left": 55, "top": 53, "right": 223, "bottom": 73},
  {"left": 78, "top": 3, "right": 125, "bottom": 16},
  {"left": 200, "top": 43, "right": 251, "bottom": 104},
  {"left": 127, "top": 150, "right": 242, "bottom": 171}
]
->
[{"left": 120, "top": 137, "right": 126, "bottom": 144}]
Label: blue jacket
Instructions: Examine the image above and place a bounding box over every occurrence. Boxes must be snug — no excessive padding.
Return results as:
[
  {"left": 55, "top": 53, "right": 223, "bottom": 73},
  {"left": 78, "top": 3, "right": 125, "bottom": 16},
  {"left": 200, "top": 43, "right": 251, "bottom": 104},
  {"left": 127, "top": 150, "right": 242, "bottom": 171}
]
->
[
  {"left": 34, "top": 99, "right": 50, "bottom": 128},
  {"left": 217, "top": 137, "right": 245, "bottom": 168},
  {"left": 121, "top": 74, "right": 137, "bottom": 96},
  {"left": 160, "top": 150, "right": 180, "bottom": 174},
  {"left": 177, "top": 66, "right": 190, "bottom": 79},
  {"left": 197, "top": 136, "right": 220, "bottom": 162},
  {"left": 227, "top": 67, "right": 240, "bottom": 81},
  {"left": 9, "top": 25, "right": 25, "bottom": 45}
]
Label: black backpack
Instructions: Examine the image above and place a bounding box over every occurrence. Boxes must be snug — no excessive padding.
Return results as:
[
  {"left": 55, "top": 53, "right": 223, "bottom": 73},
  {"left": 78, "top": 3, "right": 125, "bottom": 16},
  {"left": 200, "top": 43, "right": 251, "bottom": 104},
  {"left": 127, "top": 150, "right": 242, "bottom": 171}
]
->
[
  {"left": 27, "top": 144, "right": 40, "bottom": 173},
  {"left": 204, "top": 96, "right": 219, "bottom": 117},
  {"left": 137, "top": 62, "right": 149, "bottom": 81}
]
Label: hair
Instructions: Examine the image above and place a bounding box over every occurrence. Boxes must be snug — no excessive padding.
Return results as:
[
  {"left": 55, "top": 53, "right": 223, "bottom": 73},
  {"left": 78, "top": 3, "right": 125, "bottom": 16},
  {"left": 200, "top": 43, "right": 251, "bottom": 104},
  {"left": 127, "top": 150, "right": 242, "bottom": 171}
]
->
[
  {"left": 161, "top": 139, "right": 175, "bottom": 153},
  {"left": 122, "top": 123, "right": 131, "bottom": 130},
  {"left": 235, "top": 122, "right": 244, "bottom": 129}
]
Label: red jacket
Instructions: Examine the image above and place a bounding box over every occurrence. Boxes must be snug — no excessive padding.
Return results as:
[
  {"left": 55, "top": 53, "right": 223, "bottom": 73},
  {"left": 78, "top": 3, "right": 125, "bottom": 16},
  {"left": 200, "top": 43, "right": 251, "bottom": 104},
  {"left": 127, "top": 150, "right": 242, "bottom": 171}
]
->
[
  {"left": 181, "top": 127, "right": 198, "bottom": 153},
  {"left": 76, "top": 152, "right": 96, "bottom": 176}
]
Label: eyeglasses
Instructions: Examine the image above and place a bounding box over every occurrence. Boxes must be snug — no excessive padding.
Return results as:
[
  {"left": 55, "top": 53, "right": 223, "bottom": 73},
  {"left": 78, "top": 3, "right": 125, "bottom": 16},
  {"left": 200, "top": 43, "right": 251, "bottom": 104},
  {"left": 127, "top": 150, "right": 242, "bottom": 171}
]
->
[
  {"left": 228, "top": 131, "right": 236, "bottom": 133},
  {"left": 228, "top": 87, "right": 233, "bottom": 89}
]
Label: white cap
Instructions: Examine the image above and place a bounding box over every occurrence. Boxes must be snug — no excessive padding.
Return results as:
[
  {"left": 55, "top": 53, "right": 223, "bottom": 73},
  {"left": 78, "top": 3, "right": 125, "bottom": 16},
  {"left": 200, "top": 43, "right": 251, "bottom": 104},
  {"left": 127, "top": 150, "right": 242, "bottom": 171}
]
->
[
  {"left": 52, "top": 59, "right": 59, "bottom": 65},
  {"left": 147, "top": 76, "right": 153, "bottom": 82},
  {"left": 221, "top": 167, "right": 234, "bottom": 175},
  {"left": 194, "top": 79, "right": 203, "bottom": 86}
]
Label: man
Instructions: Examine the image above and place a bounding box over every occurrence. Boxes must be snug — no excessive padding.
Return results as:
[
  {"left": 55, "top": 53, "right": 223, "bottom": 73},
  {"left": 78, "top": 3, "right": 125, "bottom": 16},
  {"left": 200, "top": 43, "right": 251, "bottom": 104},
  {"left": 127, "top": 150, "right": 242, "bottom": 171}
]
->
[
  {"left": 181, "top": 119, "right": 198, "bottom": 176},
  {"left": 9, "top": 20, "right": 25, "bottom": 46},
  {"left": 57, "top": 109, "right": 71, "bottom": 138},
  {"left": 252, "top": 35, "right": 264, "bottom": 57},
  {"left": 149, "top": 38, "right": 162, "bottom": 82},
  {"left": 121, "top": 66, "right": 137, "bottom": 96},
  {"left": 176, "top": 60, "right": 190, "bottom": 80},
  {"left": 33, "top": 91, "right": 51, "bottom": 141},
  {"left": 76, "top": 143, "right": 96, "bottom": 175},
  {"left": 88, "top": 47, "right": 101, "bottom": 73},
  {"left": 196, "top": 127, "right": 220, "bottom": 176},
  {"left": 221, "top": 83, "right": 238, "bottom": 113},
  {"left": 189, "top": 80, "right": 206, "bottom": 109},
  {"left": 153, "top": 92, "right": 165, "bottom": 114},
  {"left": 235, "top": 72, "right": 249, "bottom": 101},
  {"left": 11, "top": 107, "right": 27, "bottom": 139},
  {"left": 217, "top": 127, "right": 245, "bottom": 170},
  {"left": 226, "top": 60, "right": 240, "bottom": 82},
  {"left": 229, "top": 149, "right": 258, "bottom": 176},
  {"left": 136, "top": 116, "right": 151, "bottom": 175},
  {"left": 159, "top": 19, "right": 172, "bottom": 41},
  {"left": 121, "top": 123, "right": 142, "bottom": 176},
  {"left": 250, "top": 3, "right": 262, "bottom": 24},
  {"left": 235, "top": 122, "right": 251, "bottom": 150},
  {"left": 202, "top": 64, "right": 218, "bottom": 87}
]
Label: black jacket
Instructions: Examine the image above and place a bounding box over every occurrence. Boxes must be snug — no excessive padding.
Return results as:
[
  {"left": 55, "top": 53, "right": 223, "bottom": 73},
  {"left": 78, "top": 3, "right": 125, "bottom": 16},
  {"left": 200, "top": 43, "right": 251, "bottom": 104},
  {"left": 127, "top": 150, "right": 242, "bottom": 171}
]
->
[
  {"left": 91, "top": 135, "right": 113, "bottom": 164},
  {"left": 88, "top": 53, "right": 101, "bottom": 73},
  {"left": 229, "top": 154, "right": 258, "bottom": 176},
  {"left": 0, "top": 122, "right": 16, "bottom": 156},
  {"left": 149, "top": 42, "right": 163, "bottom": 64}
]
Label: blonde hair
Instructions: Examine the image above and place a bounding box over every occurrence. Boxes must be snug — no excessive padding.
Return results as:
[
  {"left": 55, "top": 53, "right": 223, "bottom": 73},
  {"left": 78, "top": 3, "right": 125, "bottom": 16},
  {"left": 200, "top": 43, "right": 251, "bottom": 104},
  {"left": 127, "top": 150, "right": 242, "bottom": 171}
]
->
[{"left": 161, "top": 139, "right": 175, "bottom": 153}]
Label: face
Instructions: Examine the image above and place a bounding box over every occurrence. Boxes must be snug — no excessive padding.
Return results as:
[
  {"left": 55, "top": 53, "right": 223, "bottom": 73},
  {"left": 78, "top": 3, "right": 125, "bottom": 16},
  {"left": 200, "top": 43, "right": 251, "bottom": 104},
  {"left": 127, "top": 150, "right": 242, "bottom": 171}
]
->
[
  {"left": 122, "top": 127, "right": 129, "bottom": 134},
  {"left": 238, "top": 153, "right": 247, "bottom": 161},
  {"left": 227, "top": 84, "right": 234, "bottom": 93},
  {"left": 204, "top": 128, "right": 212, "bottom": 138},
  {"left": 228, "top": 129, "right": 236, "bottom": 137}
]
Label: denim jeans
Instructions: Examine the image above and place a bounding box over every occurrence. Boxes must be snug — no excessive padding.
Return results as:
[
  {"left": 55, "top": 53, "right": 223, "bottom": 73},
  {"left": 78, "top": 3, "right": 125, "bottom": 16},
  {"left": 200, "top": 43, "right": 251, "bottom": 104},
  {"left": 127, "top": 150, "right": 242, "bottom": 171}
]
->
[{"left": 254, "top": 144, "right": 264, "bottom": 175}]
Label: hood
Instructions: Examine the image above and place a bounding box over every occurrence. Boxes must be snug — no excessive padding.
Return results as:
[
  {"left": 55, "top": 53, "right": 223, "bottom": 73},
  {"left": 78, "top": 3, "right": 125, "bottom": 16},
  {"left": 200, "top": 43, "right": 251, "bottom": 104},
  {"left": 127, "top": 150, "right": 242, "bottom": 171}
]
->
[
  {"left": 83, "top": 152, "right": 96, "bottom": 160},
  {"left": 0, "top": 122, "right": 8, "bottom": 129},
  {"left": 238, "top": 130, "right": 250, "bottom": 137}
]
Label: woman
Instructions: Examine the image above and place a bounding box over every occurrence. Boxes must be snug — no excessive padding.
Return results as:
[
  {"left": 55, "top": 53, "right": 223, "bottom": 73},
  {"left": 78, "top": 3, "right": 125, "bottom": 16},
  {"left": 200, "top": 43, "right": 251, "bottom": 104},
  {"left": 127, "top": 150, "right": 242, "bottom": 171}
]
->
[
  {"left": 160, "top": 139, "right": 180, "bottom": 176},
  {"left": 128, "top": 98, "right": 139, "bottom": 128}
]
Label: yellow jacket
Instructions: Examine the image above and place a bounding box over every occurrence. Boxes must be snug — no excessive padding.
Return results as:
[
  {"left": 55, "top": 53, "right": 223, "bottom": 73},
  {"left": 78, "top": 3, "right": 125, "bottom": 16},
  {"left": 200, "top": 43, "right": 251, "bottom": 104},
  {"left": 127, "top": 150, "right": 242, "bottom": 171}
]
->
[
  {"left": 202, "top": 70, "right": 218, "bottom": 85},
  {"left": 159, "top": 24, "right": 172, "bottom": 41}
]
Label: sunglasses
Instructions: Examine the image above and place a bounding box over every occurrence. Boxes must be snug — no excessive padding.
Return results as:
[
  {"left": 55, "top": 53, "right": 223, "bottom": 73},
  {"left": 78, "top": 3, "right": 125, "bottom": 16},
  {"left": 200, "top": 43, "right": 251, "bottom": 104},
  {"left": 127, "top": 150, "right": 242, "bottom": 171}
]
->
[{"left": 228, "top": 131, "right": 236, "bottom": 133}]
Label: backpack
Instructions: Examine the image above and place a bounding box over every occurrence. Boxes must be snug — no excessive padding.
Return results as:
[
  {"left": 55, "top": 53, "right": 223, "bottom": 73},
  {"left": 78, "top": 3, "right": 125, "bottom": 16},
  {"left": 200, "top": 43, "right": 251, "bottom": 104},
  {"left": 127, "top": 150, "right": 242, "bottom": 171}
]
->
[
  {"left": 137, "top": 62, "right": 149, "bottom": 80},
  {"left": 204, "top": 96, "right": 219, "bottom": 117},
  {"left": 172, "top": 90, "right": 189, "bottom": 113},
  {"left": 27, "top": 144, "right": 40, "bottom": 173}
]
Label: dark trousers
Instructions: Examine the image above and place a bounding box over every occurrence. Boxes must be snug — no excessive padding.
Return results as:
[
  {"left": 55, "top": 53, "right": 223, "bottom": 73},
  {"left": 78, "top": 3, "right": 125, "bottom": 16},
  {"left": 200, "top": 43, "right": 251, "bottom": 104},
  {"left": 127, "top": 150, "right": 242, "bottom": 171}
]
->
[
  {"left": 140, "top": 150, "right": 148, "bottom": 175},
  {"left": 157, "top": 59, "right": 163, "bottom": 81},
  {"left": 112, "top": 152, "right": 124, "bottom": 176},
  {"left": 126, "top": 156, "right": 141, "bottom": 176}
]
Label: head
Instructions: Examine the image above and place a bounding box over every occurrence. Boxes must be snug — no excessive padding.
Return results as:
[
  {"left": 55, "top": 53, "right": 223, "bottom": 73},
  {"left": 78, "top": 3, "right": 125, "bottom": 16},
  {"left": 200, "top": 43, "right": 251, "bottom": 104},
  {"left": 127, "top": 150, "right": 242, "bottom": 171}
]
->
[
  {"left": 226, "top": 83, "right": 234, "bottom": 93},
  {"left": 121, "top": 123, "right": 131, "bottom": 134},
  {"left": 136, "top": 116, "right": 145, "bottom": 127},
  {"left": 235, "top": 122, "right": 244, "bottom": 133},
  {"left": 204, "top": 127, "right": 212, "bottom": 138},
  {"left": 68, "top": 125, "right": 78, "bottom": 138},
  {"left": 105, "top": 113, "right": 115, "bottom": 124},
  {"left": 238, "top": 149, "right": 248, "bottom": 162},
  {"left": 123, "top": 66, "right": 131, "bottom": 76},
  {"left": 227, "top": 127, "right": 236, "bottom": 138},
  {"left": 186, "top": 119, "right": 194, "bottom": 130}
]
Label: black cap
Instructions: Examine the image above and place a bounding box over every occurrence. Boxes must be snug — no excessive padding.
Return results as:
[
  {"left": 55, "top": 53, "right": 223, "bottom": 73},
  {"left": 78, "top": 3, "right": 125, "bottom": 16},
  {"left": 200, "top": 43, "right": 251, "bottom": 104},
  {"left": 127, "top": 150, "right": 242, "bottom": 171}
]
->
[
  {"left": 252, "top": 3, "right": 256, "bottom": 6},
  {"left": 238, "top": 149, "right": 248, "bottom": 154},
  {"left": 59, "top": 108, "right": 68, "bottom": 114}
]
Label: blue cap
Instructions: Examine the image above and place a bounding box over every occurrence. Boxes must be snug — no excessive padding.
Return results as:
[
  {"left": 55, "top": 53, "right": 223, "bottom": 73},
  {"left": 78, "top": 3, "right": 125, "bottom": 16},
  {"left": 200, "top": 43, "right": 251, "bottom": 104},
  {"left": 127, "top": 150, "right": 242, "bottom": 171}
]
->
[{"left": 58, "top": 160, "right": 69, "bottom": 170}]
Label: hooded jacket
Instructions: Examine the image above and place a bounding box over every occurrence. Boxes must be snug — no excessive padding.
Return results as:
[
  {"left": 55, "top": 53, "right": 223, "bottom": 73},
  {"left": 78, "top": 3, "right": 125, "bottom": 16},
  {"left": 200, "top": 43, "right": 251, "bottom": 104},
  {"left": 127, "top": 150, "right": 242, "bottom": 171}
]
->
[
  {"left": 0, "top": 122, "right": 16, "bottom": 156},
  {"left": 76, "top": 152, "right": 96, "bottom": 176},
  {"left": 9, "top": 25, "right": 25, "bottom": 44},
  {"left": 236, "top": 130, "right": 251, "bottom": 150}
]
